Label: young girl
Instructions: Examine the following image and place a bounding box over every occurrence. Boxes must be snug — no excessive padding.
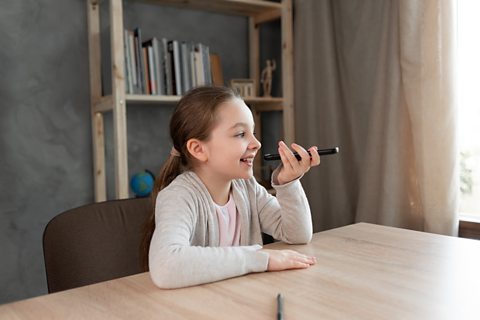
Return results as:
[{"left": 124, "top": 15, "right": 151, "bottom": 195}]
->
[{"left": 142, "top": 86, "right": 320, "bottom": 289}]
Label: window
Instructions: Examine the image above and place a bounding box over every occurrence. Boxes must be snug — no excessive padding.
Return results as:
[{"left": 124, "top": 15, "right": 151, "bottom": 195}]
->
[{"left": 457, "top": 0, "right": 480, "bottom": 220}]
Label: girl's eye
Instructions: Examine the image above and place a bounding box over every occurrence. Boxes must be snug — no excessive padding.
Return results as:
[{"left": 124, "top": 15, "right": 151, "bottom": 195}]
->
[{"left": 236, "top": 132, "right": 246, "bottom": 138}]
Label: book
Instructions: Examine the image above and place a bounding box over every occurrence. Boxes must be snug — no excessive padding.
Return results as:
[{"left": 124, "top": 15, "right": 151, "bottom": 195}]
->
[
  {"left": 142, "top": 46, "right": 151, "bottom": 94},
  {"left": 195, "top": 50, "right": 204, "bottom": 86},
  {"left": 171, "top": 40, "right": 182, "bottom": 95},
  {"left": 127, "top": 30, "right": 137, "bottom": 91},
  {"left": 210, "top": 53, "right": 224, "bottom": 86},
  {"left": 152, "top": 37, "right": 165, "bottom": 95},
  {"left": 147, "top": 45, "right": 156, "bottom": 94},
  {"left": 181, "top": 41, "right": 193, "bottom": 93},
  {"left": 142, "top": 40, "right": 158, "bottom": 95},
  {"left": 123, "top": 30, "right": 133, "bottom": 94},
  {"left": 162, "top": 38, "right": 173, "bottom": 95},
  {"left": 190, "top": 47, "right": 197, "bottom": 88},
  {"left": 193, "top": 44, "right": 205, "bottom": 86},
  {"left": 200, "top": 43, "right": 212, "bottom": 85},
  {"left": 133, "top": 28, "right": 146, "bottom": 94}
]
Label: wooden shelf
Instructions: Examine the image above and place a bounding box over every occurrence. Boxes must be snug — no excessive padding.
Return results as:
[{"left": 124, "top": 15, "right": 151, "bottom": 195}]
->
[
  {"left": 126, "top": 94, "right": 180, "bottom": 104},
  {"left": 126, "top": 94, "right": 284, "bottom": 107},
  {"left": 247, "top": 97, "right": 284, "bottom": 111},
  {"left": 93, "top": 94, "right": 284, "bottom": 113},
  {"left": 141, "top": 0, "right": 282, "bottom": 23}
]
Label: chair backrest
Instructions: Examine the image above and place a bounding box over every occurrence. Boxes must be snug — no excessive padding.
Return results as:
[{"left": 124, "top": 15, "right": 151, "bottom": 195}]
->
[{"left": 43, "top": 197, "right": 151, "bottom": 293}]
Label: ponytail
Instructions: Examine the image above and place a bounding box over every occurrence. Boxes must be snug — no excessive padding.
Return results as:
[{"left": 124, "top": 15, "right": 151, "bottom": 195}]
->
[{"left": 140, "top": 153, "right": 183, "bottom": 271}]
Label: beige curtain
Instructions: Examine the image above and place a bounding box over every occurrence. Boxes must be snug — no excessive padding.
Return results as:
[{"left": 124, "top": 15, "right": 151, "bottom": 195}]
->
[{"left": 294, "top": 0, "right": 458, "bottom": 235}]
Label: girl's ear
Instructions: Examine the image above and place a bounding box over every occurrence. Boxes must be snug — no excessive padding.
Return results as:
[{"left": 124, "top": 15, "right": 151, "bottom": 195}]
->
[{"left": 186, "top": 138, "right": 208, "bottom": 162}]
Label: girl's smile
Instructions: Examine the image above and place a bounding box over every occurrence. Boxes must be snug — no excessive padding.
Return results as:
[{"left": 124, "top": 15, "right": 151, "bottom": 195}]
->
[{"left": 240, "top": 156, "right": 255, "bottom": 166}]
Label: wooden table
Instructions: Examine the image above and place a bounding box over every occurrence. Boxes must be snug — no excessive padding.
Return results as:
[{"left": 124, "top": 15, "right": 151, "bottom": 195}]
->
[{"left": 2, "top": 223, "right": 480, "bottom": 319}]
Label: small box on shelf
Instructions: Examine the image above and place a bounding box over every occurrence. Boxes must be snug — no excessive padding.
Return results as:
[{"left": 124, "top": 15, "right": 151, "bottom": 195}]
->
[{"left": 230, "top": 79, "right": 256, "bottom": 98}]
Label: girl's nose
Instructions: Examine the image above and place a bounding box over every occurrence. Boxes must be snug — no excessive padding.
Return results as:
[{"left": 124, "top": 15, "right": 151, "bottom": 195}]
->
[{"left": 250, "top": 135, "right": 261, "bottom": 150}]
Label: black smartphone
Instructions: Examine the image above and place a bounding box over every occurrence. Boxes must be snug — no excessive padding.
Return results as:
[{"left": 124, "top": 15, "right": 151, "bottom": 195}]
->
[{"left": 263, "top": 147, "right": 339, "bottom": 161}]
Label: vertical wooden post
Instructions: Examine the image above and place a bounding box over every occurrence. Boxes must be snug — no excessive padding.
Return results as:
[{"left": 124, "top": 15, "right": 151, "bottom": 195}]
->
[
  {"left": 249, "top": 16, "right": 263, "bottom": 181},
  {"left": 249, "top": 17, "right": 260, "bottom": 97},
  {"left": 110, "top": 0, "right": 129, "bottom": 199},
  {"left": 281, "top": 0, "right": 295, "bottom": 144},
  {"left": 87, "top": 0, "right": 107, "bottom": 202}
]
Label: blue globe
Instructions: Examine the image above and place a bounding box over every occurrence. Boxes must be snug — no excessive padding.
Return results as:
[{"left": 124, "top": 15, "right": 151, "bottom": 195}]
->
[{"left": 130, "top": 171, "right": 155, "bottom": 197}]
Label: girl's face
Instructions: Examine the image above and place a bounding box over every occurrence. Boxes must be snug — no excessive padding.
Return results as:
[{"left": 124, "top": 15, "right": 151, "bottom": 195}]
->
[{"left": 201, "top": 98, "right": 261, "bottom": 181}]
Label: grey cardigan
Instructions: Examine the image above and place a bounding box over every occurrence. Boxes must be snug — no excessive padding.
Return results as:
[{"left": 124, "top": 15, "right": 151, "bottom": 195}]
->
[{"left": 149, "top": 171, "right": 312, "bottom": 288}]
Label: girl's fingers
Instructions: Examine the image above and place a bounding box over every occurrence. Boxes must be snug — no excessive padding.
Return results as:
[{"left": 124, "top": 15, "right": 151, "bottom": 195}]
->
[
  {"left": 287, "top": 250, "right": 316, "bottom": 264},
  {"left": 292, "top": 261, "right": 310, "bottom": 269},
  {"left": 303, "top": 256, "right": 316, "bottom": 265},
  {"left": 278, "top": 141, "right": 297, "bottom": 169},
  {"left": 291, "top": 254, "right": 316, "bottom": 268},
  {"left": 296, "top": 254, "right": 316, "bottom": 265},
  {"left": 309, "top": 146, "right": 321, "bottom": 166},
  {"left": 290, "top": 143, "right": 310, "bottom": 167},
  {"left": 276, "top": 141, "right": 321, "bottom": 184},
  {"left": 277, "top": 143, "right": 292, "bottom": 169}
]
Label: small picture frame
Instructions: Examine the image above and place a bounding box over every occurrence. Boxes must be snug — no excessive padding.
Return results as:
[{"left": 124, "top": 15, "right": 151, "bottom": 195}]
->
[{"left": 230, "top": 79, "right": 256, "bottom": 98}]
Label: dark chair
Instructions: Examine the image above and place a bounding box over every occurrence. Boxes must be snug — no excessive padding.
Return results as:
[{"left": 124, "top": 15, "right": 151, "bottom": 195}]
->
[{"left": 43, "top": 197, "right": 151, "bottom": 293}]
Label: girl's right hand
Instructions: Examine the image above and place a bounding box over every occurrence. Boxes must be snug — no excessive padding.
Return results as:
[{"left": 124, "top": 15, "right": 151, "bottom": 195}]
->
[
  {"left": 275, "top": 141, "right": 321, "bottom": 185},
  {"left": 260, "top": 249, "right": 316, "bottom": 271}
]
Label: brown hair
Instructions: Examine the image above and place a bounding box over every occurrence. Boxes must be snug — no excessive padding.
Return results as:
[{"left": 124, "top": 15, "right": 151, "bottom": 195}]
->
[{"left": 140, "top": 86, "right": 240, "bottom": 270}]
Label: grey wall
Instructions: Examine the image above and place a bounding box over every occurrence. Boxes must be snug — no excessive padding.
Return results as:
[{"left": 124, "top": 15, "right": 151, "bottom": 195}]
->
[{"left": 0, "top": 0, "right": 281, "bottom": 304}]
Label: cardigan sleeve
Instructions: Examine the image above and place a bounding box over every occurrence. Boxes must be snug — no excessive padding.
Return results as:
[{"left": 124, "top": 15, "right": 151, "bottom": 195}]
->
[
  {"left": 149, "top": 186, "right": 269, "bottom": 289},
  {"left": 251, "top": 171, "right": 313, "bottom": 244}
]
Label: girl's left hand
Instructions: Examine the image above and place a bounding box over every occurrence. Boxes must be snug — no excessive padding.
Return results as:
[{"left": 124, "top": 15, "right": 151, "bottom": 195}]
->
[{"left": 275, "top": 141, "right": 320, "bottom": 185}]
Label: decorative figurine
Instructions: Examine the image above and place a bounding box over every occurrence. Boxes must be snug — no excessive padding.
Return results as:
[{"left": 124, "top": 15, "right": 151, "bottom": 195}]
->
[{"left": 260, "top": 59, "right": 276, "bottom": 97}]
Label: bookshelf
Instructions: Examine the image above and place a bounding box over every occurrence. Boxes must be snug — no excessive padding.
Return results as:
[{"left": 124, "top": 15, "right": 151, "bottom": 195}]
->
[{"left": 87, "top": 0, "right": 294, "bottom": 201}]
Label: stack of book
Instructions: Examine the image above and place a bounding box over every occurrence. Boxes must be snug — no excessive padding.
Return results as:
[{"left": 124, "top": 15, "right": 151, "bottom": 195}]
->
[{"left": 124, "top": 28, "right": 214, "bottom": 96}]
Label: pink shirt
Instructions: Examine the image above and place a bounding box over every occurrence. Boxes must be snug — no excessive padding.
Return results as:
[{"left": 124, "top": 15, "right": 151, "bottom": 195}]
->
[{"left": 214, "top": 194, "right": 241, "bottom": 246}]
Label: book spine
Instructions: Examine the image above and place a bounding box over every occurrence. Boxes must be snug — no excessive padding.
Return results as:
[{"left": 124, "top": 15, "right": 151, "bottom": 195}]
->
[
  {"left": 194, "top": 44, "right": 205, "bottom": 86},
  {"left": 123, "top": 30, "right": 133, "bottom": 94},
  {"left": 152, "top": 38, "right": 165, "bottom": 95},
  {"left": 134, "top": 28, "right": 146, "bottom": 94},
  {"left": 163, "top": 38, "right": 173, "bottom": 95},
  {"left": 147, "top": 45, "right": 156, "bottom": 94},
  {"left": 201, "top": 44, "right": 212, "bottom": 86},
  {"left": 128, "top": 31, "right": 137, "bottom": 91},
  {"left": 210, "top": 53, "right": 224, "bottom": 86},
  {"left": 190, "top": 49, "right": 197, "bottom": 88},
  {"left": 172, "top": 40, "right": 183, "bottom": 95},
  {"left": 142, "top": 47, "right": 151, "bottom": 94},
  {"left": 181, "top": 42, "right": 191, "bottom": 93}
]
